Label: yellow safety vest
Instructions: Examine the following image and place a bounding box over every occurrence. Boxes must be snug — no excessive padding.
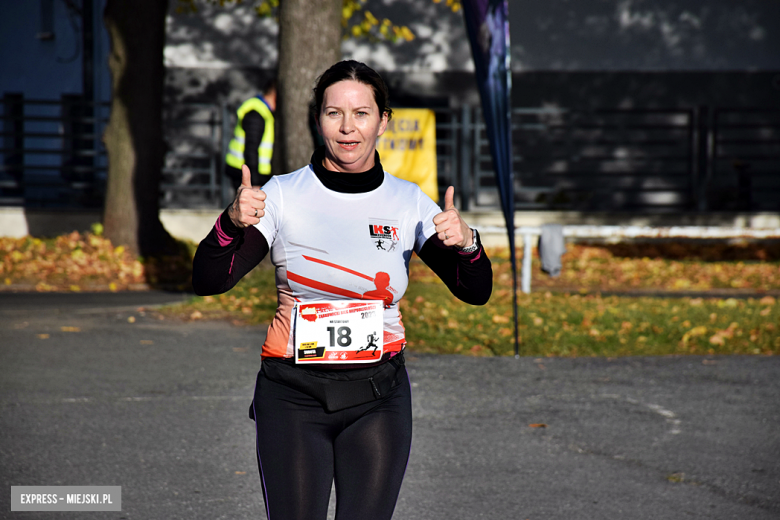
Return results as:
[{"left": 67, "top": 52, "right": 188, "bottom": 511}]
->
[{"left": 226, "top": 96, "right": 274, "bottom": 175}]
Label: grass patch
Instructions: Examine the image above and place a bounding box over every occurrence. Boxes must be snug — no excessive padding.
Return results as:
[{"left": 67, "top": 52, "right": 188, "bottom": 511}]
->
[
  {"left": 402, "top": 276, "right": 778, "bottom": 357},
  {"left": 166, "top": 255, "right": 780, "bottom": 357},
  {"left": 503, "top": 243, "right": 780, "bottom": 292},
  {"left": 4, "top": 231, "right": 778, "bottom": 357},
  {"left": 164, "top": 265, "right": 278, "bottom": 325}
]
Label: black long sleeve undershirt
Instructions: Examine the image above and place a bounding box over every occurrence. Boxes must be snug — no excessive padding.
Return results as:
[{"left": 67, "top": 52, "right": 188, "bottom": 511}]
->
[
  {"left": 192, "top": 207, "right": 492, "bottom": 306},
  {"left": 192, "top": 149, "right": 492, "bottom": 305},
  {"left": 417, "top": 233, "right": 492, "bottom": 305},
  {"left": 192, "top": 208, "right": 269, "bottom": 296}
]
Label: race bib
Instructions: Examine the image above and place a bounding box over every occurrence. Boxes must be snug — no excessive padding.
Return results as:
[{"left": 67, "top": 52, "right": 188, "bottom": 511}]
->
[{"left": 294, "top": 300, "right": 384, "bottom": 364}]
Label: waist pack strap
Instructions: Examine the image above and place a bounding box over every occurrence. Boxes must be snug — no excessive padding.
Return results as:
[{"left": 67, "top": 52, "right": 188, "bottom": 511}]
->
[{"left": 258, "top": 352, "right": 405, "bottom": 413}]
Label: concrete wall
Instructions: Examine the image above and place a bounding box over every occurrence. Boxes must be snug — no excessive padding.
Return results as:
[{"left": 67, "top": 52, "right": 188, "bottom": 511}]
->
[
  {"left": 165, "top": 0, "right": 780, "bottom": 74},
  {"left": 164, "top": 1, "right": 780, "bottom": 109},
  {"left": 5, "top": 0, "right": 777, "bottom": 106}
]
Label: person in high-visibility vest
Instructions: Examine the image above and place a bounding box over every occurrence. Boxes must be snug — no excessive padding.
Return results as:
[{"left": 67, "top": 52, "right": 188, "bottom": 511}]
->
[{"left": 225, "top": 79, "right": 276, "bottom": 189}]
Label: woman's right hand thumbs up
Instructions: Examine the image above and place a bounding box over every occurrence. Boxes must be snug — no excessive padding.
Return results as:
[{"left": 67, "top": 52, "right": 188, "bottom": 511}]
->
[{"left": 228, "top": 164, "right": 267, "bottom": 228}]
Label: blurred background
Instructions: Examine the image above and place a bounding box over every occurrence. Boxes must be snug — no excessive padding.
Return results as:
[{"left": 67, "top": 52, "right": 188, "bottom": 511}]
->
[{"left": 1, "top": 0, "right": 779, "bottom": 243}]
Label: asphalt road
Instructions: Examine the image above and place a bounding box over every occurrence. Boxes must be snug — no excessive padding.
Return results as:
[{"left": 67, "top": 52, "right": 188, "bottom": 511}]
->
[{"left": 1, "top": 291, "right": 778, "bottom": 519}]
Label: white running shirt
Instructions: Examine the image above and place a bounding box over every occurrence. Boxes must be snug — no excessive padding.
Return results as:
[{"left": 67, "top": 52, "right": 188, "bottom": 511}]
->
[{"left": 256, "top": 165, "right": 441, "bottom": 359}]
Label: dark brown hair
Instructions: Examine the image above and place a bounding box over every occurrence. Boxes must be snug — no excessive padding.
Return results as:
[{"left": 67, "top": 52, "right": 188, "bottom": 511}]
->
[{"left": 312, "top": 60, "right": 393, "bottom": 121}]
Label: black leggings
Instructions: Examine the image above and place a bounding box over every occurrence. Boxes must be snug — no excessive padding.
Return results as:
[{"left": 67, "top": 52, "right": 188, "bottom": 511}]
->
[{"left": 251, "top": 367, "right": 413, "bottom": 520}]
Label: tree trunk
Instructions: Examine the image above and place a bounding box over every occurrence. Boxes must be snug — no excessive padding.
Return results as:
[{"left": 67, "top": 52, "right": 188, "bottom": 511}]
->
[
  {"left": 102, "top": 0, "right": 176, "bottom": 257},
  {"left": 277, "top": 0, "right": 343, "bottom": 173}
]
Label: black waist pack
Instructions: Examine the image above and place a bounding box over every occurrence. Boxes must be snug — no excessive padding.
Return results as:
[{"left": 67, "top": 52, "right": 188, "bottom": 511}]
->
[{"left": 256, "top": 351, "right": 406, "bottom": 413}]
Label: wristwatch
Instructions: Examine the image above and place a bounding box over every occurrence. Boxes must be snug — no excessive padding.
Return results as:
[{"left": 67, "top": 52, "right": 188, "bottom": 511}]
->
[{"left": 457, "top": 229, "right": 479, "bottom": 254}]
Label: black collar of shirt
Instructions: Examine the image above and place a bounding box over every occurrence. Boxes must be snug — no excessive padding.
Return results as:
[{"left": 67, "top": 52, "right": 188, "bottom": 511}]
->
[{"left": 310, "top": 146, "right": 384, "bottom": 194}]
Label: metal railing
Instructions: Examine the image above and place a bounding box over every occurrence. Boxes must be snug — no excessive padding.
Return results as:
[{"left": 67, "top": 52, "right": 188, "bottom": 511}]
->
[
  {"left": 708, "top": 108, "right": 780, "bottom": 211},
  {"left": 2, "top": 93, "right": 778, "bottom": 212},
  {"left": 1, "top": 94, "right": 109, "bottom": 207},
  {"left": 508, "top": 107, "right": 695, "bottom": 211},
  {"left": 159, "top": 102, "right": 225, "bottom": 209}
]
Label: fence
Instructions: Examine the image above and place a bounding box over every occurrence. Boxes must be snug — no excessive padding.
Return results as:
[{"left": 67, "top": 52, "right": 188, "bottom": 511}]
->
[
  {"left": 159, "top": 102, "right": 226, "bottom": 208},
  {"left": 1, "top": 94, "right": 109, "bottom": 208},
  {"left": 2, "top": 93, "right": 779, "bottom": 212},
  {"left": 708, "top": 108, "right": 780, "bottom": 211}
]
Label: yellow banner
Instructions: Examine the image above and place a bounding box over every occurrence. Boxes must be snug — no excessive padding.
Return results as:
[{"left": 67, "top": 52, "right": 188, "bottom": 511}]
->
[{"left": 377, "top": 109, "right": 439, "bottom": 202}]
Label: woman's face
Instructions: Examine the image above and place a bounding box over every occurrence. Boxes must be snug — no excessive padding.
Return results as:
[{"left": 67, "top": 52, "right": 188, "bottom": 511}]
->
[{"left": 317, "top": 79, "right": 388, "bottom": 174}]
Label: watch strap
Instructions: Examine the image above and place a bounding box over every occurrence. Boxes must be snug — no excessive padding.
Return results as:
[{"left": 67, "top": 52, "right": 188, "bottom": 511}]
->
[{"left": 457, "top": 228, "right": 479, "bottom": 253}]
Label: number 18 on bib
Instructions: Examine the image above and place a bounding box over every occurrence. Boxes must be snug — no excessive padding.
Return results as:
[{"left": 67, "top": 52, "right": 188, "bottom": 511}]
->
[{"left": 294, "top": 300, "right": 384, "bottom": 364}]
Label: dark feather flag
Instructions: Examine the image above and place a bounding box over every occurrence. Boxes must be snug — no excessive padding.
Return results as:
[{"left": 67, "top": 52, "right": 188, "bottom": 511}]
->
[{"left": 461, "top": 0, "right": 519, "bottom": 356}]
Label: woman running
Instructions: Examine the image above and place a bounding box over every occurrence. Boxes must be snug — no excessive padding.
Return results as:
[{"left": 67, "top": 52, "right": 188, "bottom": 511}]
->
[{"left": 192, "top": 60, "right": 493, "bottom": 520}]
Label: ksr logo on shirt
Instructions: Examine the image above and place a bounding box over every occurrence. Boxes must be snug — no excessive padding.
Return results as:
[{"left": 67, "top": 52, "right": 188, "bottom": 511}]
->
[
  {"left": 368, "top": 219, "right": 400, "bottom": 253},
  {"left": 368, "top": 224, "right": 398, "bottom": 240}
]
